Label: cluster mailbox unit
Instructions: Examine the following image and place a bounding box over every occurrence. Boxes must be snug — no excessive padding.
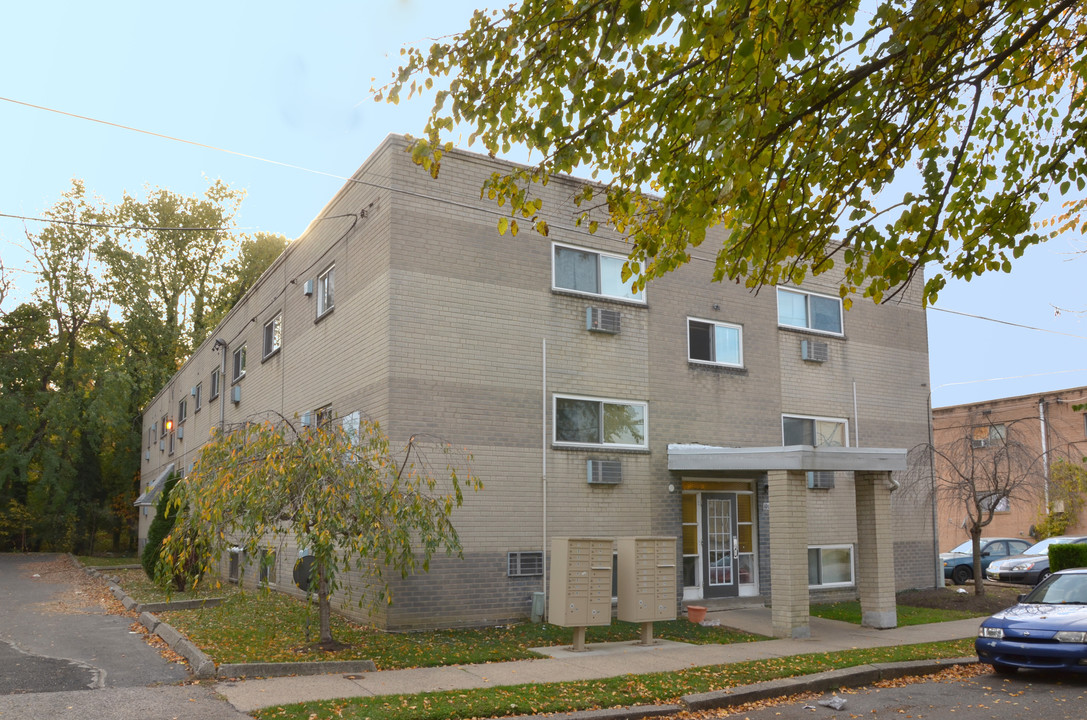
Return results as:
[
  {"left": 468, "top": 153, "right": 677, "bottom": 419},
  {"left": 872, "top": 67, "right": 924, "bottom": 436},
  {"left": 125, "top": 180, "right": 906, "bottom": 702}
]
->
[{"left": 549, "top": 536, "right": 677, "bottom": 650}]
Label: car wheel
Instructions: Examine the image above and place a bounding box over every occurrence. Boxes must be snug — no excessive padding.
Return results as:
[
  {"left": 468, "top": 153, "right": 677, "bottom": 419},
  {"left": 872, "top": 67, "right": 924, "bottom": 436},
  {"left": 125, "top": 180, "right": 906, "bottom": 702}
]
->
[
  {"left": 1035, "top": 570, "right": 1051, "bottom": 585},
  {"left": 952, "top": 565, "right": 972, "bottom": 585},
  {"left": 992, "top": 662, "right": 1018, "bottom": 676}
]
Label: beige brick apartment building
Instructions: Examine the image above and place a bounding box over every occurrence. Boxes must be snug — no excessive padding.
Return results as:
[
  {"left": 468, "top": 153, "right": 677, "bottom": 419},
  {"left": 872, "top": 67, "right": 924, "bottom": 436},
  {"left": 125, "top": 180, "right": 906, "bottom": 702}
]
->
[
  {"left": 934, "top": 387, "right": 1087, "bottom": 550},
  {"left": 138, "top": 135, "right": 936, "bottom": 637}
]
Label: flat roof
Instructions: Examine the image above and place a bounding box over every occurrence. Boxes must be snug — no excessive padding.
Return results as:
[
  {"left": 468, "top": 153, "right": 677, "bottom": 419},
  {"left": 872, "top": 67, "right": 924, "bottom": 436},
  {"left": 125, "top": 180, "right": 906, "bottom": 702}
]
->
[{"left": 667, "top": 444, "right": 908, "bottom": 472}]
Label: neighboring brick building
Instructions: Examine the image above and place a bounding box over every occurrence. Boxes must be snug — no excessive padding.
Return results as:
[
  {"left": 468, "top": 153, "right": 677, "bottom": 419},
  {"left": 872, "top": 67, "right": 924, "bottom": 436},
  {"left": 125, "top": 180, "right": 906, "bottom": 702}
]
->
[
  {"left": 137, "top": 135, "right": 935, "bottom": 637},
  {"left": 933, "top": 388, "right": 1087, "bottom": 551}
]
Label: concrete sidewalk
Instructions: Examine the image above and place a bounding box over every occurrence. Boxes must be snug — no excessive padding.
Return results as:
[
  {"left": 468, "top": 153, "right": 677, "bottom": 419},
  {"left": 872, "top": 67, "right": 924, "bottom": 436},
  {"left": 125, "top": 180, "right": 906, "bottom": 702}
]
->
[{"left": 215, "top": 607, "right": 983, "bottom": 713}]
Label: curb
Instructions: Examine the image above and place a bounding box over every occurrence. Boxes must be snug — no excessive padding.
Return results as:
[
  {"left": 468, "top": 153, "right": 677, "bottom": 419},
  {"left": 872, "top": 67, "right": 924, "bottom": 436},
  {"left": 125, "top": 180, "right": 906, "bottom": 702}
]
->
[
  {"left": 217, "top": 660, "right": 378, "bottom": 679},
  {"left": 502, "top": 657, "right": 977, "bottom": 720}
]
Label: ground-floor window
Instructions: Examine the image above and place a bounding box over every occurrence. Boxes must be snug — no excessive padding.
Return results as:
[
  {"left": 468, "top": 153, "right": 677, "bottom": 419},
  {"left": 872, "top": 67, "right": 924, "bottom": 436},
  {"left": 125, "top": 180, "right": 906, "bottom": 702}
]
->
[{"left": 808, "top": 544, "right": 854, "bottom": 588}]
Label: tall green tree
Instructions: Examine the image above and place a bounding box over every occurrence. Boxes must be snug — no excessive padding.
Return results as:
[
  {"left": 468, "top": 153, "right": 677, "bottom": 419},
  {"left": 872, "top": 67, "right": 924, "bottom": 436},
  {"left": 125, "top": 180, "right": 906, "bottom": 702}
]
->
[
  {"left": 160, "top": 414, "right": 480, "bottom": 647},
  {"left": 386, "top": 0, "right": 1087, "bottom": 306},
  {"left": 204, "top": 232, "right": 289, "bottom": 330}
]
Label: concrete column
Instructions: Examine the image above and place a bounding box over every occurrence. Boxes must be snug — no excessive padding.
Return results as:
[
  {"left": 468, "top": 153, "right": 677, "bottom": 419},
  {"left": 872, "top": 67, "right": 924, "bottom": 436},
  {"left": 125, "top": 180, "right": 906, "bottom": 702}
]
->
[
  {"left": 767, "top": 469, "right": 810, "bottom": 638},
  {"left": 855, "top": 470, "right": 897, "bottom": 629}
]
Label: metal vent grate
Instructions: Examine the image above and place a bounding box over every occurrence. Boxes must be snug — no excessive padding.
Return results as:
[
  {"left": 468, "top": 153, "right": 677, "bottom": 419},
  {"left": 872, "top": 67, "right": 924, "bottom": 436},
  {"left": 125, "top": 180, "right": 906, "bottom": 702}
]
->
[
  {"left": 507, "top": 551, "right": 544, "bottom": 577},
  {"left": 808, "top": 471, "right": 835, "bottom": 489},
  {"left": 586, "top": 307, "right": 621, "bottom": 334},
  {"left": 801, "top": 339, "right": 829, "bottom": 362},
  {"left": 587, "top": 459, "right": 623, "bottom": 484}
]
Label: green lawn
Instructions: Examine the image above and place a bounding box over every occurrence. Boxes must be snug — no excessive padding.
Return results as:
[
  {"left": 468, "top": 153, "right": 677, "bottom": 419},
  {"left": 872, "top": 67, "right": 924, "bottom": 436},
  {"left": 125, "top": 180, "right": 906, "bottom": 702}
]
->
[
  {"left": 111, "top": 568, "right": 237, "bottom": 605},
  {"left": 810, "top": 600, "right": 983, "bottom": 625},
  {"left": 76, "top": 555, "right": 139, "bottom": 567},
  {"left": 252, "top": 639, "right": 976, "bottom": 720},
  {"left": 161, "top": 590, "right": 764, "bottom": 668}
]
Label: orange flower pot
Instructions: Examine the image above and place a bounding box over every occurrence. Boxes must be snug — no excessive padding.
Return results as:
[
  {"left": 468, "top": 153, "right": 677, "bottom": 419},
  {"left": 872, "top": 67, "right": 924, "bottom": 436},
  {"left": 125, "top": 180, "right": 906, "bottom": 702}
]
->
[{"left": 686, "top": 605, "right": 707, "bottom": 623}]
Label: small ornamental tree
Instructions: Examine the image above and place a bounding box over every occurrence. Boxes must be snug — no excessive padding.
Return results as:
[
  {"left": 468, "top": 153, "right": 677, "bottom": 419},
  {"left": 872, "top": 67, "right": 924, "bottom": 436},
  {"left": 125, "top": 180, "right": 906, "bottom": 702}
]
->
[{"left": 160, "top": 413, "right": 481, "bottom": 648}]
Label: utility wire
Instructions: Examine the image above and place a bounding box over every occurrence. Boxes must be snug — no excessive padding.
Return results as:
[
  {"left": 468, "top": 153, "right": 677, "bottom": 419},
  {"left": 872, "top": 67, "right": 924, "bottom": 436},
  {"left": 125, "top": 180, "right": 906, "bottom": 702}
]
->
[
  {"left": 929, "top": 306, "right": 1087, "bottom": 341},
  {"left": 0, "top": 212, "right": 233, "bottom": 233}
]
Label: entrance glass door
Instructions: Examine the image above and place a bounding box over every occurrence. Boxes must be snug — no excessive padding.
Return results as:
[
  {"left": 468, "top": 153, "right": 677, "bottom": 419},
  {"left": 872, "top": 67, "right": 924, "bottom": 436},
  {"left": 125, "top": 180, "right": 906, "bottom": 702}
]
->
[{"left": 701, "top": 493, "right": 739, "bottom": 598}]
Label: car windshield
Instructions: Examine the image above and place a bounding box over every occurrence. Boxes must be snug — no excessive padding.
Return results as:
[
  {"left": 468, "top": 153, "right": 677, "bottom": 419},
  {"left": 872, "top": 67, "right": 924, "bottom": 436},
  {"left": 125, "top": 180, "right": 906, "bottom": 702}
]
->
[
  {"left": 948, "top": 541, "right": 973, "bottom": 554},
  {"left": 1022, "top": 573, "right": 1087, "bottom": 604},
  {"left": 1022, "top": 537, "right": 1071, "bottom": 555}
]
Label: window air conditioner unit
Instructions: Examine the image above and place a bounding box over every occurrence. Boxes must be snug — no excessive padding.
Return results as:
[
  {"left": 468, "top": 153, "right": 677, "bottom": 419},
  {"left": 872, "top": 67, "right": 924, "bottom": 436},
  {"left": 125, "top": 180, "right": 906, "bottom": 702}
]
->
[
  {"left": 587, "top": 459, "right": 622, "bottom": 484},
  {"left": 176, "top": 426, "right": 184, "bottom": 440},
  {"left": 801, "top": 339, "right": 829, "bottom": 362},
  {"left": 586, "top": 307, "right": 621, "bottom": 334},
  {"left": 808, "top": 471, "right": 835, "bottom": 489},
  {"left": 145, "top": 450, "right": 150, "bottom": 461},
  {"left": 303, "top": 279, "right": 314, "bottom": 296},
  {"left": 159, "top": 440, "right": 165, "bottom": 451},
  {"left": 190, "top": 386, "right": 198, "bottom": 397},
  {"left": 232, "top": 386, "right": 242, "bottom": 404}
]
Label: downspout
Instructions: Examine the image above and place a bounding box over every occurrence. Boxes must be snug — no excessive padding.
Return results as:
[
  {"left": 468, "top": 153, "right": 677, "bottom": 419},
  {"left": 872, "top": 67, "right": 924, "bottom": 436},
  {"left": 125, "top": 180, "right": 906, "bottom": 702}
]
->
[
  {"left": 1039, "top": 398, "right": 1050, "bottom": 512},
  {"left": 214, "top": 338, "right": 228, "bottom": 432},
  {"left": 542, "top": 339, "right": 548, "bottom": 618}
]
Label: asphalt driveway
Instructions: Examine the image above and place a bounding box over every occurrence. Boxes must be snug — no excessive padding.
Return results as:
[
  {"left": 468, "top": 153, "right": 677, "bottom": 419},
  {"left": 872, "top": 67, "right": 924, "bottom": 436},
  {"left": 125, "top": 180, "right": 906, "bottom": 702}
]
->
[{"left": 0, "top": 553, "right": 251, "bottom": 719}]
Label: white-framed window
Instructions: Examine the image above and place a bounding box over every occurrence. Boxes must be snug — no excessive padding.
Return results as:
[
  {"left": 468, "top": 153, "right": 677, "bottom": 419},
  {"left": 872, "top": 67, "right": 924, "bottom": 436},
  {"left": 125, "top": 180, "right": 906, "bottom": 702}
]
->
[
  {"left": 783, "top": 414, "right": 847, "bottom": 489},
  {"left": 263, "top": 313, "right": 282, "bottom": 359},
  {"left": 232, "top": 345, "right": 247, "bottom": 383},
  {"left": 160, "top": 414, "right": 169, "bottom": 438},
  {"left": 782, "top": 414, "right": 847, "bottom": 448},
  {"left": 315, "top": 404, "right": 334, "bottom": 429},
  {"left": 808, "top": 545, "right": 854, "bottom": 588},
  {"left": 552, "top": 242, "right": 644, "bottom": 303},
  {"left": 978, "top": 492, "right": 1011, "bottom": 513},
  {"left": 209, "top": 368, "right": 220, "bottom": 400},
  {"left": 554, "top": 394, "right": 647, "bottom": 449},
  {"left": 317, "top": 265, "right": 335, "bottom": 319},
  {"left": 971, "top": 424, "right": 1006, "bottom": 448},
  {"left": 258, "top": 549, "right": 277, "bottom": 586},
  {"left": 687, "top": 317, "right": 743, "bottom": 367},
  {"left": 177, "top": 398, "right": 187, "bottom": 424},
  {"left": 193, "top": 382, "right": 202, "bottom": 413},
  {"left": 777, "top": 287, "right": 843, "bottom": 335}
]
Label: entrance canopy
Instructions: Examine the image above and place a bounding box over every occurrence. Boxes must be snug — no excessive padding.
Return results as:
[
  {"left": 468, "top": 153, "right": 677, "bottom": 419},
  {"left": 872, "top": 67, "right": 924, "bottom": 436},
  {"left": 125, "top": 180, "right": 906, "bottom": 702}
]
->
[{"left": 667, "top": 444, "right": 907, "bottom": 473}]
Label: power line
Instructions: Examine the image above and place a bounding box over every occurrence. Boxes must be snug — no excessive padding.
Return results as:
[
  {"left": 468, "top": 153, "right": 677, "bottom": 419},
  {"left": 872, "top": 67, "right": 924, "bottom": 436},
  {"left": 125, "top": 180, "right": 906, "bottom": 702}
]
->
[
  {"left": 0, "top": 212, "right": 234, "bottom": 233},
  {"left": 929, "top": 306, "right": 1087, "bottom": 341}
]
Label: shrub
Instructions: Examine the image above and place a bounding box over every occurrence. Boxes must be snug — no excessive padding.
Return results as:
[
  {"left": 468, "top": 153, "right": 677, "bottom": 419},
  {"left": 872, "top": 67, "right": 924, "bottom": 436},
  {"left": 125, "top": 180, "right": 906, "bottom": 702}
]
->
[
  {"left": 141, "top": 473, "right": 179, "bottom": 580},
  {"left": 1050, "top": 543, "right": 1087, "bottom": 573}
]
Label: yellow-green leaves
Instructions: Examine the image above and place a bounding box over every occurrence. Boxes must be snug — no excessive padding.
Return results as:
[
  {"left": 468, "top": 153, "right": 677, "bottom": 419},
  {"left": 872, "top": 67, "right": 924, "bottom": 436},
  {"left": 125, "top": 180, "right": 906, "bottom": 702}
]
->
[
  {"left": 160, "top": 415, "right": 480, "bottom": 645},
  {"left": 380, "top": 0, "right": 1086, "bottom": 307}
]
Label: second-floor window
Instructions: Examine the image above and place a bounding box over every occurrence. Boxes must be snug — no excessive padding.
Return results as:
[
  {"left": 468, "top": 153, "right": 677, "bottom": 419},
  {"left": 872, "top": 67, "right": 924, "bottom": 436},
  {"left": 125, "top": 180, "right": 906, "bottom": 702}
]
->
[
  {"left": 777, "top": 287, "right": 843, "bottom": 335},
  {"left": 554, "top": 394, "right": 647, "bottom": 449},
  {"left": 688, "top": 318, "right": 743, "bottom": 367},
  {"left": 210, "top": 369, "right": 220, "bottom": 400},
  {"left": 263, "top": 314, "right": 282, "bottom": 359},
  {"left": 194, "top": 382, "right": 202, "bottom": 412},
  {"left": 782, "top": 414, "right": 847, "bottom": 447},
  {"left": 178, "top": 398, "right": 187, "bottom": 424},
  {"left": 317, "top": 265, "right": 335, "bottom": 318},
  {"left": 232, "top": 345, "right": 247, "bottom": 383},
  {"left": 972, "top": 424, "right": 1006, "bottom": 448},
  {"left": 552, "top": 243, "right": 644, "bottom": 303}
]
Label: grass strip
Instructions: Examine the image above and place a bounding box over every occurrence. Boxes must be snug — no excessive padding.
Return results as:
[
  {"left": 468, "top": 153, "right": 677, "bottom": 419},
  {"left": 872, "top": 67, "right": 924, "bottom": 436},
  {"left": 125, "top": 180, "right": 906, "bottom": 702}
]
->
[
  {"left": 253, "top": 639, "right": 975, "bottom": 720},
  {"left": 161, "top": 590, "right": 763, "bottom": 667},
  {"left": 76, "top": 555, "right": 139, "bottom": 567},
  {"left": 110, "top": 568, "right": 235, "bottom": 605},
  {"left": 811, "top": 601, "right": 984, "bottom": 626}
]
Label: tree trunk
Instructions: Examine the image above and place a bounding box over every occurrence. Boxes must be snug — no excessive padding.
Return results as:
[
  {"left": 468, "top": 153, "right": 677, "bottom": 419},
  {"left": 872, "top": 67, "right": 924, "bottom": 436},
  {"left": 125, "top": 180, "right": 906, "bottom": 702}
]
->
[
  {"left": 317, "top": 562, "right": 334, "bottom": 646},
  {"left": 970, "top": 527, "right": 986, "bottom": 596}
]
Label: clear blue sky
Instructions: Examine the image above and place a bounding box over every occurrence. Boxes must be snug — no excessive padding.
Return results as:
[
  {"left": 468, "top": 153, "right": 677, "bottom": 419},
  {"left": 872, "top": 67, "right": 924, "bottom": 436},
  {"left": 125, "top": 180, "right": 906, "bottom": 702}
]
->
[{"left": 3, "top": 1, "right": 1086, "bottom": 410}]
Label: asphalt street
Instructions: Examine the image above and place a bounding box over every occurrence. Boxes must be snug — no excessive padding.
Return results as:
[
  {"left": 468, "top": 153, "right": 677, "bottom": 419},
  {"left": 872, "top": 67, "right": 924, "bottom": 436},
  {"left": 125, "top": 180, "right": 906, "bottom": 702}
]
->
[
  {"left": 0, "top": 553, "right": 251, "bottom": 720},
  {"left": 698, "top": 666, "right": 1087, "bottom": 719}
]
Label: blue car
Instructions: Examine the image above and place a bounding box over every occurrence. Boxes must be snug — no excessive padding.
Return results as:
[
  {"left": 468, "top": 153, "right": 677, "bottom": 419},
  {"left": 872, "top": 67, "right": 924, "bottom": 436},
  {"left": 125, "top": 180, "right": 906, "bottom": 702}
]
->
[
  {"left": 941, "top": 538, "right": 1031, "bottom": 585},
  {"left": 976, "top": 567, "right": 1087, "bottom": 674}
]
